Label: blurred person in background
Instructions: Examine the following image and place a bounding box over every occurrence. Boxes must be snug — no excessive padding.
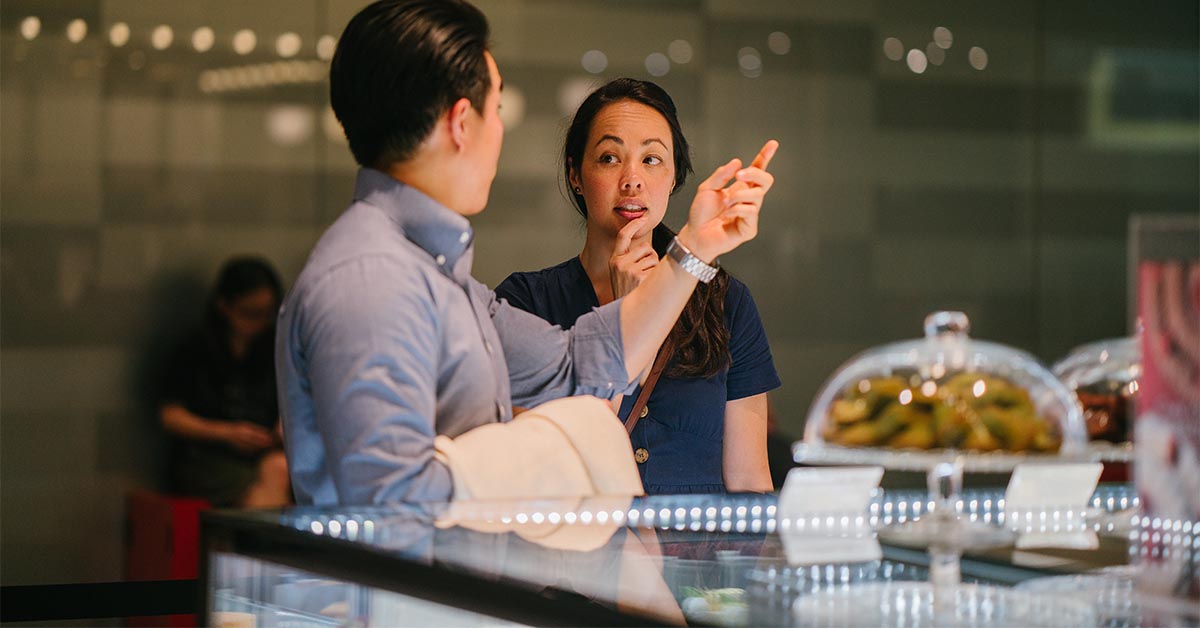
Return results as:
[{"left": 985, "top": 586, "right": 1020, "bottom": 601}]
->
[
  {"left": 497, "top": 79, "right": 779, "bottom": 494},
  {"left": 160, "top": 256, "right": 291, "bottom": 508}
]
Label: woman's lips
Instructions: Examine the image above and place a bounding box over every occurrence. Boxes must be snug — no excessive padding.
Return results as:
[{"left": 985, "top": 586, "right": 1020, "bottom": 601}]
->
[{"left": 614, "top": 201, "right": 647, "bottom": 221}]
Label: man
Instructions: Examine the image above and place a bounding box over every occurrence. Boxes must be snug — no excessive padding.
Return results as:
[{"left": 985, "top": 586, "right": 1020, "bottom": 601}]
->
[{"left": 278, "top": 0, "right": 778, "bottom": 505}]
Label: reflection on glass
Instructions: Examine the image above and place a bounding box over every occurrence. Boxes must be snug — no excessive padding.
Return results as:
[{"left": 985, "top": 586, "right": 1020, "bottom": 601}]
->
[
  {"left": 925, "top": 41, "right": 945, "bottom": 66},
  {"left": 933, "top": 26, "right": 954, "bottom": 49},
  {"left": 109, "top": 22, "right": 130, "bottom": 47},
  {"left": 581, "top": 49, "right": 607, "bottom": 74},
  {"left": 969, "top": 46, "right": 989, "bottom": 70},
  {"left": 66, "top": 19, "right": 87, "bottom": 44},
  {"left": 151, "top": 25, "right": 173, "bottom": 50},
  {"left": 906, "top": 48, "right": 928, "bottom": 74},
  {"left": 883, "top": 37, "right": 903, "bottom": 61},
  {"left": 192, "top": 26, "right": 215, "bottom": 53},
  {"left": 645, "top": 52, "right": 670, "bottom": 77},
  {"left": 667, "top": 39, "right": 693, "bottom": 64},
  {"left": 20, "top": 16, "right": 41, "bottom": 41},
  {"left": 767, "top": 31, "right": 791, "bottom": 56},
  {"left": 316, "top": 34, "right": 336, "bottom": 61},
  {"left": 265, "top": 105, "right": 315, "bottom": 147},
  {"left": 233, "top": 29, "right": 256, "bottom": 55},
  {"left": 558, "top": 77, "right": 595, "bottom": 115},
  {"left": 275, "top": 32, "right": 301, "bottom": 58},
  {"left": 498, "top": 86, "right": 526, "bottom": 130},
  {"left": 738, "top": 46, "right": 762, "bottom": 78}
]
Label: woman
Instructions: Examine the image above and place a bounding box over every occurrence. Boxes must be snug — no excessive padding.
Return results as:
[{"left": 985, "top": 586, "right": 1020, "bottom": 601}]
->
[
  {"left": 159, "top": 256, "right": 291, "bottom": 507},
  {"left": 496, "top": 78, "right": 779, "bottom": 494}
]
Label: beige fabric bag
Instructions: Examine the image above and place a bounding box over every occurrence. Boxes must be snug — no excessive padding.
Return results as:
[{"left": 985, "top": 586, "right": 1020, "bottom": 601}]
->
[{"left": 433, "top": 395, "right": 644, "bottom": 501}]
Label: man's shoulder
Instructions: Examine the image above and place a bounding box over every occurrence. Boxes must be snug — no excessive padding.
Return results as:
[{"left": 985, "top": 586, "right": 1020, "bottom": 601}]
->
[
  {"left": 317, "top": 202, "right": 411, "bottom": 258},
  {"left": 291, "top": 203, "right": 437, "bottom": 298}
]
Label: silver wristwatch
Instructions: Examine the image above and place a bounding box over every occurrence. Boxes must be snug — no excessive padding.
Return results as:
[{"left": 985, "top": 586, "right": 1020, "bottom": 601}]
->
[{"left": 666, "top": 236, "right": 718, "bottom": 283}]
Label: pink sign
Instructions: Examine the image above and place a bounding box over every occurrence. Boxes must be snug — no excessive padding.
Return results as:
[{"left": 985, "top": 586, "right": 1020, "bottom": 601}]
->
[{"left": 1134, "top": 258, "right": 1200, "bottom": 600}]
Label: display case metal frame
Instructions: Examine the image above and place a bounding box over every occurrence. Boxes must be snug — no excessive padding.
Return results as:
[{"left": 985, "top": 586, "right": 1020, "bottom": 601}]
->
[{"left": 199, "top": 508, "right": 651, "bottom": 627}]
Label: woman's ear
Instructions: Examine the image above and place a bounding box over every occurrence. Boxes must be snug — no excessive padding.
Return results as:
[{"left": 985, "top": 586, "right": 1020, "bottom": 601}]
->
[
  {"left": 446, "top": 97, "right": 473, "bottom": 151},
  {"left": 567, "top": 159, "right": 581, "bottom": 194}
]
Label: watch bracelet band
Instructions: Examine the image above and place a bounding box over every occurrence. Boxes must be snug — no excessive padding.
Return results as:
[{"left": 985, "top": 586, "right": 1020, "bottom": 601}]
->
[{"left": 666, "top": 236, "right": 718, "bottom": 283}]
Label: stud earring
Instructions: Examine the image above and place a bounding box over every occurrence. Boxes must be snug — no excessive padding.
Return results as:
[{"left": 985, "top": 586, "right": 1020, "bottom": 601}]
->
[{"left": 573, "top": 187, "right": 582, "bottom": 194}]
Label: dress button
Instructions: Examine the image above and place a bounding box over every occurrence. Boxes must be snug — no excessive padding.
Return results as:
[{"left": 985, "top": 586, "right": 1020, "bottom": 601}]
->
[
  {"left": 639, "top": 405, "right": 649, "bottom": 419},
  {"left": 634, "top": 448, "right": 649, "bottom": 464}
]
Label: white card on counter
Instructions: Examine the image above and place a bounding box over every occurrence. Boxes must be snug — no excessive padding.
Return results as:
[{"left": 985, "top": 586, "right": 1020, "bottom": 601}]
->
[
  {"left": 778, "top": 466, "right": 884, "bottom": 517},
  {"left": 778, "top": 466, "right": 883, "bottom": 566},
  {"left": 1005, "top": 462, "right": 1102, "bottom": 550},
  {"left": 1004, "top": 462, "right": 1102, "bottom": 509}
]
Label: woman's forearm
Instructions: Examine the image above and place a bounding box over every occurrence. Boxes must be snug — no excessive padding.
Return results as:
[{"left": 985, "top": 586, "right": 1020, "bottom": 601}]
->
[
  {"left": 617, "top": 252, "right": 698, "bottom": 381},
  {"left": 161, "top": 403, "right": 230, "bottom": 443}
]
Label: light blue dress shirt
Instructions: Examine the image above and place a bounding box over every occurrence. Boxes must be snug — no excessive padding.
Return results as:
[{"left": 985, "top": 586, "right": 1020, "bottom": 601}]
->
[{"left": 277, "top": 169, "right": 634, "bottom": 506}]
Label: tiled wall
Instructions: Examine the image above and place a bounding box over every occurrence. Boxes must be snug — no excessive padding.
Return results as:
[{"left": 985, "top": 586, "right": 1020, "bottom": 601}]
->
[{"left": 1, "top": 0, "right": 1195, "bottom": 584}]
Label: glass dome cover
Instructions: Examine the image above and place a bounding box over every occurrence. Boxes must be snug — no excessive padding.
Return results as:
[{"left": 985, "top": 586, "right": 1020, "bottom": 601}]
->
[
  {"left": 803, "top": 312, "right": 1087, "bottom": 460},
  {"left": 1052, "top": 337, "right": 1139, "bottom": 442},
  {"left": 1052, "top": 336, "right": 1140, "bottom": 393}
]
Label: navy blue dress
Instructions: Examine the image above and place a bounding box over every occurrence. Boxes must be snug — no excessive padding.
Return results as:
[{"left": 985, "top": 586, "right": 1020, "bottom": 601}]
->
[{"left": 496, "top": 257, "right": 781, "bottom": 494}]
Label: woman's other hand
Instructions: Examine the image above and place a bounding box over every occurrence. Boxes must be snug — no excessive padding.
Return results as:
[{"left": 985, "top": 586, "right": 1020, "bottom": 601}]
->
[
  {"left": 224, "top": 421, "right": 276, "bottom": 454},
  {"left": 609, "top": 217, "right": 659, "bottom": 299},
  {"left": 677, "top": 140, "right": 779, "bottom": 264}
]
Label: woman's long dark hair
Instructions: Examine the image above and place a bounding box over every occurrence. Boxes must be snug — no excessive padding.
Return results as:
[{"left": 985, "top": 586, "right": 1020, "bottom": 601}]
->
[
  {"left": 203, "top": 256, "right": 283, "bottom": 365},
  {"left": 563, "top": 78, "right": 730, "bottom": 379}
]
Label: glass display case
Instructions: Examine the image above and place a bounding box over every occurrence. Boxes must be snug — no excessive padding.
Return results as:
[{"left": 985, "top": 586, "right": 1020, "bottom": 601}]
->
[{"left": 201, "top": 486, "right": 1199, "bottom": 627}]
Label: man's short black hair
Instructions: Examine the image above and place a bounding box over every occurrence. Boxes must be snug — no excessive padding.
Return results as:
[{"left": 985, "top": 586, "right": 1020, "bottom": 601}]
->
[{"left": 330, "top": 0, "right": 491, "bottom": 169}]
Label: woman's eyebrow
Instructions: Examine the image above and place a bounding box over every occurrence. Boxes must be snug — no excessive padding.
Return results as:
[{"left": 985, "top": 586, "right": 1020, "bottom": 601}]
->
[
  {"left": 593, "top": 135, "right": 669, "bottom": 150},
  {"left": 594, "top": 134, "right": 623, "bottom": 147}
]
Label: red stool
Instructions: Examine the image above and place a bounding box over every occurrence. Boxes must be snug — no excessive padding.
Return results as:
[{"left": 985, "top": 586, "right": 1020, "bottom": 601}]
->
[{"left": 124, "top": 489, "right": 210, "bottom": 627}]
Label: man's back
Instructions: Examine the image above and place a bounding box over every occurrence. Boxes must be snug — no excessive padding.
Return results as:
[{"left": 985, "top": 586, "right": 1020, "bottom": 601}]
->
[{"left": 276, "top": 169, "right": 512, "bottom": 505}]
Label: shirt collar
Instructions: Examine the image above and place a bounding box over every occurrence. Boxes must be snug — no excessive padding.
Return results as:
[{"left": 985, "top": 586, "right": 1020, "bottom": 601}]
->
[{"left": 353, "top": 168, "right": 475, "bottom": 282}]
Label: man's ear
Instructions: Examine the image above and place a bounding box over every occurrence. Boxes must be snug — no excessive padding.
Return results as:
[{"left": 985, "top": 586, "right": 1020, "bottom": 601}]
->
[{"left": 446, "top": 97, "right": 473, "bottom": 152}]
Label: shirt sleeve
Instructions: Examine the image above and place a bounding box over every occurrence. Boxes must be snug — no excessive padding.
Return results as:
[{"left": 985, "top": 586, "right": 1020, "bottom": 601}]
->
[
  {"left": 725, "top": 279, "right": 782, "bottom": 401},
  {"left": 476, "top": 280, "right": 635, "bottom": 408},
  {"left": 292, "top": 255, "right": 453, "bottom": 504}
]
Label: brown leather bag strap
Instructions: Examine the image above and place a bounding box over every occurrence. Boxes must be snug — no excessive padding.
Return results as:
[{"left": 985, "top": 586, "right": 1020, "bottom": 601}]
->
[{"left": 625, "top": 344, "right": 671, "bottom": 435}]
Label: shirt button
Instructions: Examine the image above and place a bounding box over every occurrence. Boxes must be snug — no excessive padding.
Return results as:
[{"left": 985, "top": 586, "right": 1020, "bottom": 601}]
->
[
  {"left": 435, "top": 254, "right": 446, "bottom": 266},
  {"left": 634, "top": 448, "right": 649, "bottom": 464},
  {"left": 484, "top": 340, "right": 493, "bottom": 354},
  {"left": 459, "top": 231, "right": 471, "bottom": 244},
  {"left": 495, "top": 400, "right": 505, "bottom": 418},
  {"left": 639, "top": 405, "right": 649, "bottom": 419}
]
